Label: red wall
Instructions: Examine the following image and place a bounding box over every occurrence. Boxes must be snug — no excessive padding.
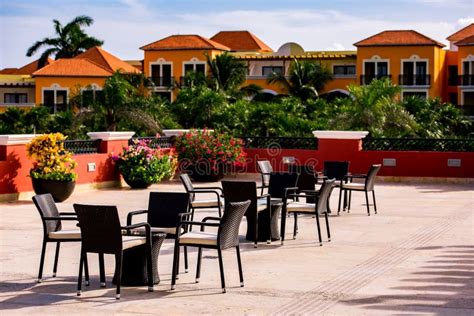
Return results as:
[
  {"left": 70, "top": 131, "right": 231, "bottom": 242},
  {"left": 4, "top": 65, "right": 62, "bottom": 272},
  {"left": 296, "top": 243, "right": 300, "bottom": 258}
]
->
[
  {"left": 0, "top": 139, "right": 127, "bottom": 195},
  {"left": 244, "top": 138, "right": 474, "bottom": 178}
]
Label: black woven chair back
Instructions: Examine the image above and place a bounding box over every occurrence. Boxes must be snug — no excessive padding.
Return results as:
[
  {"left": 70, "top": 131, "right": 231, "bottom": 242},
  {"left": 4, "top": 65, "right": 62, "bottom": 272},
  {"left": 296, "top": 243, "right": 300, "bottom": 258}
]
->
[
  {"left": 218, "top": 200, "right": 250, "bottom": 250},
  {"left": 365, "top": 164, "right": 381, "bottom": 191},
  {"left": 317, "top": 179, "right": 335, "bottom": 214},
  {"left": 73, "top": 204, "right": 122, "bottom": 254},
  {"left": 32, "top": 194, "right": 62, "bottom": 234},
  {"left": 222, "top": 181, "right": 257, "bottom": 218},
  {"left": 287, "top": 164, "right": 316, "bottom": 191},
  {"left": 268, "top": 172, "right": 299, "bottom": 199},
  {"left": 324, "top": 161, "right": 350, "bottom": 180},
  {"left": 256, "top": 160, "right": 273, "bottom": 187},
  {"left": 148, "top": 192, "right": 189, "bottom": 228},
  {"left": 179, "top": 173, "right": 195, "bottom": 201}
]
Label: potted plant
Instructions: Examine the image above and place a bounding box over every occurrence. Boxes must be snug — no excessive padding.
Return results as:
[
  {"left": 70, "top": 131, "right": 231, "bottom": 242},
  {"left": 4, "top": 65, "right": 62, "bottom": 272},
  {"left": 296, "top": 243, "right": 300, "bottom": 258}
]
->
[
  {"left": 111, "top": 139, "right": 177, "bottom": 189},
  {"left": 174, "top": 129, "right": 247, "bottom": 182},
  {"left": 26, "top": 133, "right": 77, "bottom": 202}
]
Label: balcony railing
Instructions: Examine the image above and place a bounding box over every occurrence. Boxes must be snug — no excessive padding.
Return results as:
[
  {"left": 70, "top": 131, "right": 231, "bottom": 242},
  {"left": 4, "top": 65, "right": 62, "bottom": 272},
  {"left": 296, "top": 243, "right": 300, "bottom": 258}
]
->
[
  {"left": 63, "top": 139, "right": 101, "bottom": 155},
  {"left": 241, "top": 136, "right": 318, "bottom": 150},
  {"left": 398, "top": 74, "right": 431, "bottom": 86},
  {"left": 458, "top": 75, "right": 474, "bottom": 86},
  {"left": 149, "top": 76, "right": 174, "bottom": 88},
  {"left": 360, "top": 75, "right": 392, "bottom": 85},
  {"left": 362, "top": 137, "right": 474, "bottom": 152}
]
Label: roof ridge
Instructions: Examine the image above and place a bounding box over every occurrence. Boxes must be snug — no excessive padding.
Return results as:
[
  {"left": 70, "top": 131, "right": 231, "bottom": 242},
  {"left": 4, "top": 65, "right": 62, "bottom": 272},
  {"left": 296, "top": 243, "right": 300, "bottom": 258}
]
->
[
  {"left": 447, "top": 23, "right": 474, "bottom": 40},
  {"left": 354, "top": 30, "right": 444, "bottom": 47}
]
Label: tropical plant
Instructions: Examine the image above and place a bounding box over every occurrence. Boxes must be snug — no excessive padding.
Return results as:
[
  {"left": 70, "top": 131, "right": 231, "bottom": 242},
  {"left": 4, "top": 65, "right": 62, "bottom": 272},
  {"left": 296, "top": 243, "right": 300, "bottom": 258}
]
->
[
  {"left": 111, "top": 139, "right": 177, "bottom": 186},
  {"left": 174, "top": 130, "right": 247, "bottom": 172},
  {"left": 72, "top": 72, "right": 161, "bottom": 134},
  {"left": 26, "top": 133, "right": 77, "bottom": 181},
  {"left": 268, "top": 59, "right": 332, "bottom": 101},
  {"left": 26, "top": 15, "right": 103, "bottom": 67},
  {"left": 206, "top": 52, "right": 247, "bottom": 93}
]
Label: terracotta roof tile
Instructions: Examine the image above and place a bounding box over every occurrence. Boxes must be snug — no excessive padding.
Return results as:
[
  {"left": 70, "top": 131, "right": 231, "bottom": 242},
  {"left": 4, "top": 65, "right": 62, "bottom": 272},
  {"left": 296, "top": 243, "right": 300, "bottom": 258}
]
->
[
  {"left": 140, "top": 34, "right": 230, "bottom": 51},
  {"left": 447, "top": 24, "right": 474, "bottom": 42},
  {"left": 455, "top": 34, "right": 474, "bottom": 46},
  {"left": 211, "top": 31, "right": 273, "bottom": 52},
  {"left": 6, "top": 58, "right": 54, "bottom": 75},
  {"left": 32, "top": 59, "right": 112, "bottom": 77},
  {"left": 0, "top": 68, "right": 19, "bottom": 74},
  {"left": 75, "top": 47, "right": 140, "bottom": 73},
  {"left": 354, "top": 30, "right": 445, "bottom": 47}
]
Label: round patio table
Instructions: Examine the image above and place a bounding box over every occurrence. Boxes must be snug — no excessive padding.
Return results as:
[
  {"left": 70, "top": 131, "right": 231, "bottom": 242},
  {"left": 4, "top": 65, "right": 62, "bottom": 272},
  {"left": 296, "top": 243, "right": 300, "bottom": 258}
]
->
[
  {"left": 113, "top": 232, "right": 166, "bottom": 286},
  {"left": 256, "top": 202, "right": 282, "bottom": 242}
]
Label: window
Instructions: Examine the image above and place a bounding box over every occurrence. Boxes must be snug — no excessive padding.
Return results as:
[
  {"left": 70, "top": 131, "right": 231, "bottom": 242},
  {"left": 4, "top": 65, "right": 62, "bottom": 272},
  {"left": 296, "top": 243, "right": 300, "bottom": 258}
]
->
[
  {"left": 333, "top": 65, "right": 356, "bottom": 77},
  {"left": 151, "top": 63, "right": 172, "bottom": 86},
  {"left": 463, "top": 60, "right": 474, "bottom": 75},
  {"left": 362, "top": 60, "right": 389, "bottom": 84},
  {"left": 81, "top": 88, "right": 104, "bottom": 107},
  {"left": 42, "top": 89, "right": 68, "bottom": 113},
  {"left": 401, "top": 60, "right": 428, "bottom": 85},
  {"left": 448, "top": 65, "right": 458, "bottom": 86},
  {"left": 153, "top": 91, "right": 172, "bottom": 102},
  {"left": 449, "top": 93, "right": 458, "bottom": 106},
  {"left": 262, "top": 66, "right": 284, "bottom": 76},
  {"left": 402, "top": 91, "right": 427, "bottom": 100},
  {"left": 183, "top": 62, "right": 205, "bottom": 75},
  {"left": 4, "top": 93, "right": 27, "bottom": 104}
]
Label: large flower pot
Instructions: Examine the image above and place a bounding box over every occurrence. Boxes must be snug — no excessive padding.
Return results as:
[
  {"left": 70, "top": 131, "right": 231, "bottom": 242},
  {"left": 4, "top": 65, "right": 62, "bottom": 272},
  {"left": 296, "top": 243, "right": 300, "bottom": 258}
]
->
[
  {"left": 185, "top": 163, "right": 227, "bottom": 182},
  {"left": 31, "top": 178, "right": 76, "bottom": 202},
  {"left": 122, "top": 176, "right": 153, "bottom": 189}
]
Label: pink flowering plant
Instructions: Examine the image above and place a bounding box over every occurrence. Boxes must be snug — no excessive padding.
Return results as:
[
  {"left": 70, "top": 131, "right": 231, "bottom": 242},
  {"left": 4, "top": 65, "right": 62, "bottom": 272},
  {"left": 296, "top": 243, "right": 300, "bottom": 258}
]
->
[
  {"left": 174, "top": 130, "right": 246, "bottom": 174},
  {"left": 111, "top": 139, "right": 177, "bottom": 186}
]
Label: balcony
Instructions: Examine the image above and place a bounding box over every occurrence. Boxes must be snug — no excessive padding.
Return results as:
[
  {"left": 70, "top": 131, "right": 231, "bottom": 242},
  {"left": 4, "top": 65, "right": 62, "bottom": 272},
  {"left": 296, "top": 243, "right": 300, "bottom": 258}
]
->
[
  {"left": 149, "top": 76, "right": 174, "bottom": 88},
  {"left": 398, "top": 74, "right": 431, "bottom": 86},
  {"left": 359, "top": 75, "right": 392, "bottom": 85},
  {"left": 458, "top": 75, "right": 474, "bottom": 86}
]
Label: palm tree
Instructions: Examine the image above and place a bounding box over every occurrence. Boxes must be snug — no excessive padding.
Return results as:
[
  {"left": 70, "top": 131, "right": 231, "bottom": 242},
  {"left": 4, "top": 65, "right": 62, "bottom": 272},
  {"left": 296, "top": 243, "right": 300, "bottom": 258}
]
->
[
  {"left": 26, "top": 15, "right": 103, "bottom": 67},
  {"left": 206, "top": 52, "right": 248, "bottom": 93},
  {"left": 268, "top": 59, "right": 332, "bottom": 101}
]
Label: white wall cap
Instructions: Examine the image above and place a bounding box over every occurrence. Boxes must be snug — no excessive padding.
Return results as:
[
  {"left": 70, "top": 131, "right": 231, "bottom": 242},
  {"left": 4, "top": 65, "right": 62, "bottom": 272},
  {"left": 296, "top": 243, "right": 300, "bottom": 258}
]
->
[
  {"left": 162, "top": 129, "right": 214, "bottom": 136},
  {"left": 0, "top": 134, "right": 39, "bottom": 145},
  {"left": 312, "top": 130, "right": 369, "bottom": 139},
  {"left": 87, "top": 131, "right": 135, "bottom": 141}
]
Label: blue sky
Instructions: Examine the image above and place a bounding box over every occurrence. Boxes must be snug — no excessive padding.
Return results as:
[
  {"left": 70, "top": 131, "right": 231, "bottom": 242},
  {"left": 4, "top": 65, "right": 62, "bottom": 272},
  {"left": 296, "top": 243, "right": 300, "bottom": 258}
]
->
[{"left": 0, "top": 0, "right": 473, "bottom": 68}]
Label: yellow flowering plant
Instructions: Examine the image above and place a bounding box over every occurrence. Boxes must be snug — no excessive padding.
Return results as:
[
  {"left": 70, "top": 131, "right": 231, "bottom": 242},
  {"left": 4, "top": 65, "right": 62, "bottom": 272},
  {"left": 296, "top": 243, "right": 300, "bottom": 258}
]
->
[{"left": 26, "top": 133, "right": 77, "bottom": 181}]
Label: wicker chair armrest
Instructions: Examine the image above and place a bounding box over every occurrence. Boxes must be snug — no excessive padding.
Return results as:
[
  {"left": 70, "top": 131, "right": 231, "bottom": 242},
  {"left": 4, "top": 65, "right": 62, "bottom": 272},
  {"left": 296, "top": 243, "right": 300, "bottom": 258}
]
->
[
  {"left": 179, "top": 220, "right": 220, "bottom": 232},
  {"left": 344, "top": 174, "right": 367, "bottom": 180},
  {"left": 121, "top": 222, "right": 151, "bottom": 240},
  {"left": 202, "top": 216, "right": 222, "bottom": 222},
  {"left": 43, "top": 216, "right": 78, "bottom": 221},
  {"left": 59, "top": 212, "right": 76, "bottom": 216},
  {"left": 194, "top": 186, "right": 223, "bottom": 193},
  {"left": 287, "top": 192, "right": 319, "bottom": 198},
  {"left": 257, "top": 193, "right": 271, "bottom": 199},
  {"left": 126, "top": 209, "right": 148, "bottom": 225}
]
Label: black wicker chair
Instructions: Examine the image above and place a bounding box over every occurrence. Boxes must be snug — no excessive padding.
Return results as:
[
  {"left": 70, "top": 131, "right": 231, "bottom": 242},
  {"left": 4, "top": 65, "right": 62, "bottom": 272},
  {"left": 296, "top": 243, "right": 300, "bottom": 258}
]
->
[
  {"left": 221, "top": 181, "right": 270, "bottom": 247},
  {"left": 281, "top": 179, "right": 335, "bottom": 246},
  {"left": 127, "top": 192, "right": 191, "bottom": 273},
  {"left": 287, "top": 164, "right": 317, "bottom": 203},
  {"left": 180, "top": 173, "right": 223, "bottom": 220},
  {"left": 256, "top": 160, "right": 273, "bottom": 195},
  {"left": 32, "top": 193, "right": 89, "bottom": 284},
  {"left": 338, "top": 164, "right": 382, "bottom": 216},
  {"left": 171, "top": 200, "right": 251, "bottom": 293},
  {"left": 74, "top": 204, "right": 154, "bottom": 299},
  {"left": 321, "top": 161, "right": 350, "bottom": 213}
]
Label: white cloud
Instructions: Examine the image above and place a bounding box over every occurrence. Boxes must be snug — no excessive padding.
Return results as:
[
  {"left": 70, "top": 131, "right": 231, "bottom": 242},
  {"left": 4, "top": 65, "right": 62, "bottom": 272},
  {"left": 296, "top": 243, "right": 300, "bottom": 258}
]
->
[{"left": 458, "top": 17, "right": 474, "bottom": 26}]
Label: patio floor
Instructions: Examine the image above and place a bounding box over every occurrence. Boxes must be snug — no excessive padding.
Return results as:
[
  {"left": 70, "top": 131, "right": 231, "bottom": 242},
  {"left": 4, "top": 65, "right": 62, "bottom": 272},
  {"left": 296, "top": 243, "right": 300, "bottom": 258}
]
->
[{"left": 0, "top": 176, "right": 473, "bottom": 315}]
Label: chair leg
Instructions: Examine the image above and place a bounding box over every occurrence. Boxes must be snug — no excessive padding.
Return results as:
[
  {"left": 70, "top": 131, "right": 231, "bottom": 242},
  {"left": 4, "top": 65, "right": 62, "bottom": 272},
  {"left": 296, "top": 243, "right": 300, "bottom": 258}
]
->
[
  {"left": 236, "top": 246, "right": 244, "bottom": 287},
  {"left": 146, "top": 243, "right": 153, "bottom": 292},
  {"left": 99, "top": 253, "right": 106, "bottom": 287},
  {"left": 184, "top": 246, "right": 189, "bottom": 273},
  {"left": 77, "top": 249, "right": 84, "bottom": 296},
  {"left": 365, "top": 191, "right": 371, "bottom": 216},
  {"left": 324, "top": 212, "right": 331, "bottom": 242},
  {"left": 217, "top": 204, "right": 222, "bottom": 217},
  {"left": 315, "top": 213, "right": 322, "bottom": 246},
  {"left": 293, "top": 213, "right": 298, "bottom": 239},
  {"left": 114, "top": 253, "right": 123, "bottom": 299},
  {"left": 196, "top": 248, "right": 202, "bottom": 283},
  {"left": 52, "top": 242, "right": 60, "bottom": 277},
  {"left": 372, "top": 190, "right": 377, "bottom": 214},
  {"left": 254, "top": 213, "right": 258, "bottom": 248},
  {"left": 171, "top": 241, "right": 180, "bottom": 290},
  {"left": 83, "top": 252, "right": 90, "bottom": 286},
  {"left": 217, "top": 248, "right": 226, "bottom": 293},
  {"left": 37, "top": 240, "right": 47, "bottom": 283},
  {"left": 189, "top": 207, "right": 195, "bottom": 231},
  {"left": 348, "top": 191, "right": 352, "bottom": 211},
  {"left": 280, "top": 209, "right": 287, "bottom": 245},
  {"left": 338, "top": 189, "right": 342, "bottom": 215}
]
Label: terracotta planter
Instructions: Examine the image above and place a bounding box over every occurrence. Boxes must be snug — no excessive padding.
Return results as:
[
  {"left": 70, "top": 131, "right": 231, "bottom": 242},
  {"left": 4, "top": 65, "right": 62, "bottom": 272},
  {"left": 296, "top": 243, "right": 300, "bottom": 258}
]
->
[
  {"left": 185, "top": 163, "right": 228, "bottom": 182},
  {"left": 31, "top": 178, "right": 76, "bottom": 202}
]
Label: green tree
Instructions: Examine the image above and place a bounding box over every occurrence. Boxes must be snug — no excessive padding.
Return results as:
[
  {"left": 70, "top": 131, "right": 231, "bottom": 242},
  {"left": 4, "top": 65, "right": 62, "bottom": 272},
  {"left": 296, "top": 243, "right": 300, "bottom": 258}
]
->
[
  {"left": 26, "top": 15, "right": 103, "bottom": 67},
  {"left": 206, "top": 52, "right": 247, "bottom": 93},
  {"left": 268, "top": 58, "right": 332, "bottom": 102}
]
